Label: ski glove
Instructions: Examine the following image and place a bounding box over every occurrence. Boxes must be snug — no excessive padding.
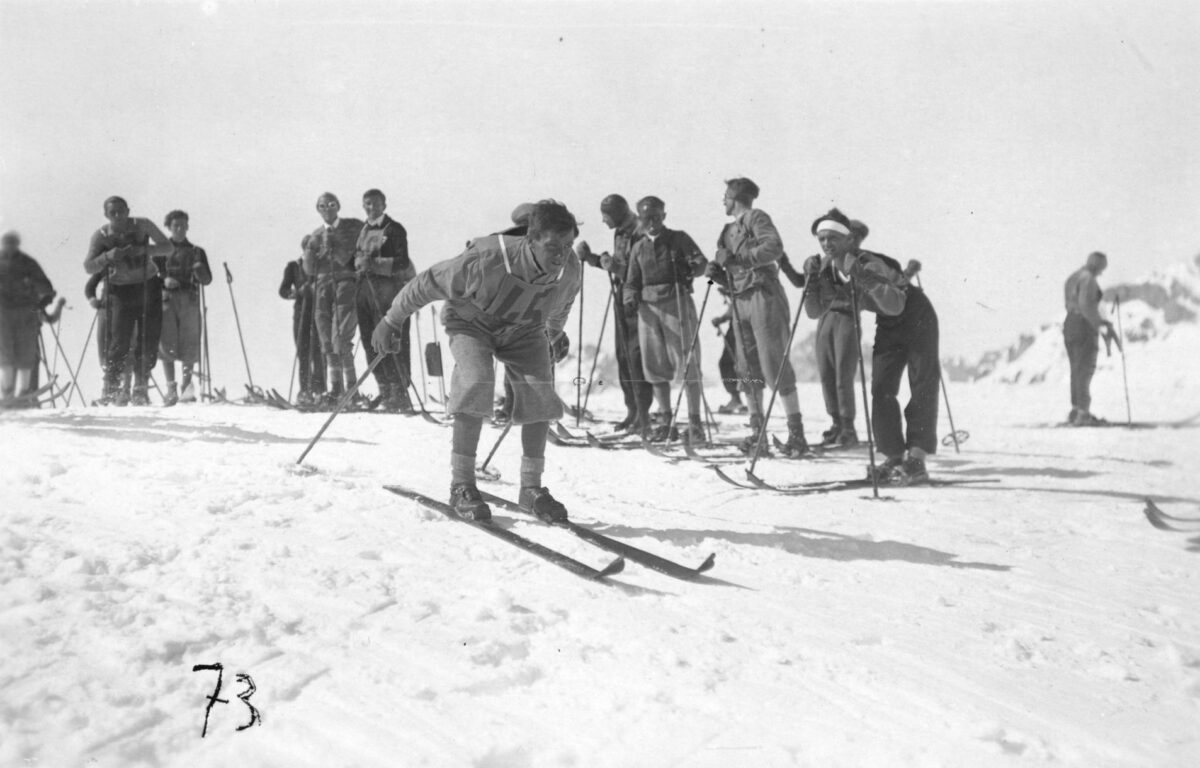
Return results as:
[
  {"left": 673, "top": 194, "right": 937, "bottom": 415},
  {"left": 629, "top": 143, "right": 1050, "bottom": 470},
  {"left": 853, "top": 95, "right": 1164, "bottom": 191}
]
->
[
  {"left": 371, "top": 317, "right": 403, "bottom": 354},
  {"left": 548, "top": 330, "right": 569, "bottom": 363}
]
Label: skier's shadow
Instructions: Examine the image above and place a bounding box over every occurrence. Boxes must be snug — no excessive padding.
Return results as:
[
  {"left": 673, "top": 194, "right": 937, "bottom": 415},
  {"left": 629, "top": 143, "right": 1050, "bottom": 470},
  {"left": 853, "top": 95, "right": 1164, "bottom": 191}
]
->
[
  {"left": 29, "top": 413, "right": 373, "bottom": 447},
  {"left": 595, "top": 523, "right": 1011, "bottom": 572}
]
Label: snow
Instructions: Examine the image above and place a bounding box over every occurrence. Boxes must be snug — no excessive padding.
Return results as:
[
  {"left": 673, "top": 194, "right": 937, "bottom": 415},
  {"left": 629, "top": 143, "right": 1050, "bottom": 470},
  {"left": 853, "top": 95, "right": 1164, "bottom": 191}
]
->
[{"left": 2, "top": 381, "right": 1199, "bottom": 767}]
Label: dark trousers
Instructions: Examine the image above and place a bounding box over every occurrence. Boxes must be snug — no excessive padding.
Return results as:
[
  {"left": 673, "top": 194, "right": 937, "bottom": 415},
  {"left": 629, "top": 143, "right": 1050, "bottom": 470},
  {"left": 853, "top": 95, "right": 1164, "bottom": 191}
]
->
[
  {"left": 612, "top": 300, "right": 652, "bottom": 417},
  {"left": 718, "top": 327, "right": 739, "bottom": 397},
  {"left": 1063, "top": 313, "right": 1098, "bottom": 413},
  {"left": 355, "top": 276, "right": 409, "bottom": 387},
  {"left": 816, "top": 310, "right": 859, "bottom": 424},
  {"left": 871, "top": 290, "right": 940, "bottom": 457},
  {"left": 292, "top": 293, "right": 326, "bottom": 394},
  {"left": 106, "top": 280, "right": 163, "bottom": 388}
]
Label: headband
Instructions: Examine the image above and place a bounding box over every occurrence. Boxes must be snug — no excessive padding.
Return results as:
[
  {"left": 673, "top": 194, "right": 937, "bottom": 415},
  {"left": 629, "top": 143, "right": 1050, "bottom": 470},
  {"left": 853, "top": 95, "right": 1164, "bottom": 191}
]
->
[{"left": 815, "top": 220, "right": 851, "bottom": 236}]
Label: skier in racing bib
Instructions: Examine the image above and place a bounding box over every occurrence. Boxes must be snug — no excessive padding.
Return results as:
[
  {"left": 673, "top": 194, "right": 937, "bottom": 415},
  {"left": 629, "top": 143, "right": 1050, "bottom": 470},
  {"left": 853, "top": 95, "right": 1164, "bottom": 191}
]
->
[{"left": 371, "top": 200, "right": 581, "bottom": 523}]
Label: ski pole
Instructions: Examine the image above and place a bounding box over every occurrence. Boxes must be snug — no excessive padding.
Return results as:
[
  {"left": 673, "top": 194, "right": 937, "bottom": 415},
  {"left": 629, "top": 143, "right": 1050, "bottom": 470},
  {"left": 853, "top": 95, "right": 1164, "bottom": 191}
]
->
[
  {"left": 747, "top": 277, "right": 812, "bottom": 475},
  {"left": 414, "top": 308, "right": 429, "bottom": 402},
  {"left": 66, "top": 309, "right": 98, "bottom": 407},
  {"left": 223, "top": 262, "right": 256, "bottom": 390},
  {"left": 575, "top": 272, "right": 585, "bottom": 427},
  {"left": 199, "top": 283, "right": 213, "bottom": 400},
  {"left": 609, "top": 273, "right": 649, "bottom": 432},
  {"left": 848, "top": 277, "right": 880, "bottom": 500},
  {"left": 45, "top": 318, "right": 85, "bottom": 407},
  {"left": 581, "top": 285, "right": 613, "bottom": 418},
  {"left": 297, "top": 353, "right": 386, "bottom": 464},
  {"left": 430, "top": 308, "right": 446, "bottom": 404},
  {"left": 665, "top": 279, "right": 713, "bottom": 447},
  {"left": 1114, "top": 295, "right": 1132, "bottom": 425},
  {"left": 37, "top": 332, "right": 59, "bottom": 408},
  {"left": 913, "top": 274, "right": 961, "bottom": 453},
  {"left": 725, "top": 286, "right": 764, "bottom": 444}
]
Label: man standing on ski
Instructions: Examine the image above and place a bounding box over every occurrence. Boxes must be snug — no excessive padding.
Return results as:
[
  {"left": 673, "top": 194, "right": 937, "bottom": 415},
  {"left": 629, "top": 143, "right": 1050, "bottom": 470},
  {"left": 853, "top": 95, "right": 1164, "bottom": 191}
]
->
[
  {"left": 622, "top": 196, "right": 708, "bottom": 442},
  {"left": 83, "top": 196, "right": 173, "bottom": 406},
  {"left": 280, "top": 236, "right": 326, "bottom": 405},
  {"left": 304, "top": 193, "right": 364, "bottom": 404},
  {"left": 156, "top": 210, "right": 212, "bottom": 405},
  {"left": 799, "top": 219, "right": 868, "bottom": 448},
  {"left": 0, "top": 231, "right": 56, "bottom": 404},
  {"left": 709, "top": 178, "right": 808, "bottom": 455},
  {"left": 1063, "top": 251, "right": 1118, "bottom": 426},
  {"left": 355, "top": 189, "right": 416, "bottom": 413},
  {"left": 372, "top": 200, "right": 581, "bottom": 523},
  {"left": 811, "top": 208, "right": 939, "bottom": 485},
  {"left": 576, "top": 194, "right": 651, "bottom": 433}
]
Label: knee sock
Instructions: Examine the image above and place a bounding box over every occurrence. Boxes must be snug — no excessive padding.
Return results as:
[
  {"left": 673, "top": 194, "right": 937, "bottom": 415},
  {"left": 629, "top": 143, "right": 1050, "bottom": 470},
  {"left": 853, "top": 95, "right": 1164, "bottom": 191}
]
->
[
  {"left": 451, "top": 414, "right": 484, "bottom": 486},
  {"left": 520, "top": 422, "right": 549, "bottom": 488}
]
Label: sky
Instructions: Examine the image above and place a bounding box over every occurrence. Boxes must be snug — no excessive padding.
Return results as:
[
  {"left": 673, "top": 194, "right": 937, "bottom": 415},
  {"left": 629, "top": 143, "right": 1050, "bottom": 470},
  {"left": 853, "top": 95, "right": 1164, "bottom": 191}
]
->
[{"left": 2, "top": 0, "right": 1198, "bottom": 399}]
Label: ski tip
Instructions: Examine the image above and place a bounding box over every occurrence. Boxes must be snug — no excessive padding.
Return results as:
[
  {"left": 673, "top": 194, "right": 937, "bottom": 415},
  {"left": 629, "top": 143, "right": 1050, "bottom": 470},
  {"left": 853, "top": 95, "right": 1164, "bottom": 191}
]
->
[
  {"left": 696, "top": 552, "right": 716, "bottom": 574},
  {"left": 1143, "top": 504, "right": 1174, "bottom": 531},
  {"left": 597, "top": 556, "right": 626, "bottom": 579}
]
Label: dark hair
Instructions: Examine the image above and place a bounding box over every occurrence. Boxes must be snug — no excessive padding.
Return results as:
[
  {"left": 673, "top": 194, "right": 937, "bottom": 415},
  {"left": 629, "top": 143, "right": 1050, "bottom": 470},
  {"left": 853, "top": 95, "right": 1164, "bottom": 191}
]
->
[
  {"left": 362, "top": 189, "right": 386, "bottom": 202},
  {"left": 848, "top": 219, "right": 869, "bottom": 242},
  {"left": 600, "top": 194, "right": 629, "bottom": 216},
  {"left": 103, "top": 196, "right": 128, "bottom": 212},
  {"left": 528, "top": 200, "right": 580, "bottom": 239},
  {"left": 636, "top": 196, "right": 665, "bottom": 214},
  {"left": 724, "top": 178, "right": 759, "bottom": 205},
  {"left": 164, "top": 210, "right": 189, "bottom": 227},
  {"left": 810, "top": 207, "right": 852, "bottom": 235},
  {"left": 317, "top": 192, "right": 340, "bottom": 206}
]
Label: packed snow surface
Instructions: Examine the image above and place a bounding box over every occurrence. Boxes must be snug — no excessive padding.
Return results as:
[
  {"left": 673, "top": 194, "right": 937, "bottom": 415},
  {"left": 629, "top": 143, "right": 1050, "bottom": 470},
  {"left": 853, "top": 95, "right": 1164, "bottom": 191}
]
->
[{"left": 2, "top": 382, "right": 1199, "bottom": 767}]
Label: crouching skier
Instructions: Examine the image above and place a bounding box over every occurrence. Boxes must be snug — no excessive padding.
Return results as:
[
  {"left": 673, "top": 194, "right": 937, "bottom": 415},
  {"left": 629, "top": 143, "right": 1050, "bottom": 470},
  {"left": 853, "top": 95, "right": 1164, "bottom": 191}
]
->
[{"left": 371, "top": 200, "right": 581, "bottom": 523}]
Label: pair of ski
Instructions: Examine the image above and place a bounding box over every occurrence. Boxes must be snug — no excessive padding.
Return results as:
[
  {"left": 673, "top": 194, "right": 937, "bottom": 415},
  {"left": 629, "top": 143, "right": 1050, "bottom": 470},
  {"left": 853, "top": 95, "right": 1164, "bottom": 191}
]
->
[
  {"left": 0, "top": 379, "right": 67, "bottom": 410},
  {"left": 384, "top": 485, "right": 715, "bottom": 583},
  {"left": 709, "top": 464, "right": 995, "bottom": 495}
]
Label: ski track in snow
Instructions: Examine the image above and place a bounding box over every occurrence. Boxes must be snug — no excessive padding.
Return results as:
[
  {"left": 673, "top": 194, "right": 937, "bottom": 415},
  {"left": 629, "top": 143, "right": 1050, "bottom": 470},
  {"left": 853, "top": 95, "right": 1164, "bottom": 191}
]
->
[{"left": 2, "top": 382, "right": 1199, "bottom": 767}]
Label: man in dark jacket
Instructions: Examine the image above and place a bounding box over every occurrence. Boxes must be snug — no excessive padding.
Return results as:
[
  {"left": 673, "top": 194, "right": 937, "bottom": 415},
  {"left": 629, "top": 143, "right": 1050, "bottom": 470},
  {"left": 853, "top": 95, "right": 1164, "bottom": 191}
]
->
[
  {"left": 304, "top": 192, "right": 364, "bottom": 401},
  {"left": 0, "top": 231, "right": 56, "bottom": 402},
  {"left": 622, "top": 197, "right": 708, "bottom": 442},
  {"left": 280, "top": 235, "right": 326, "bottom": 405},
  {"left": 355, "top": 189, "right": 416, "bottom": 412},
  {"left": 156, "top": 210, "right": 213, "bottom": 405},
  {"left": 83, "top": 196, "right": 173, "bottom": 406},
  {"left": 576, "top": 194, "right": 652, "bottom": 433}
]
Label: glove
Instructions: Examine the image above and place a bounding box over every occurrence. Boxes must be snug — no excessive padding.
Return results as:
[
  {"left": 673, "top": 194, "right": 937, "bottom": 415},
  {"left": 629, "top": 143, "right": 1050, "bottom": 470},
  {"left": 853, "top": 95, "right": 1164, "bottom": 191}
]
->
[
  {"left": 89, "top": 297, "right": 102, "bottom": 310},
  {"left": 371, "top": 317, "right": 403, "bottom": 354},
  {"left": 355, "top": 253, "right": 372, "bottom": 272},
  {"left": 803, "top": 255, "right": 821, "bottom": 274},
  {"left": 576, "top": 241, "right": 599, "bottom": 268},
  {"left": 599, "top": 252, "right": 615, "bottom": 271},
  {"left": 163, "top": 277, "right": 181, "bottom": 290},
  {"left": 714, "top": 247, "right": 734, "bottom": 267},
  {"left": 548, "top": 330, "right": 569, "bottom": 363},
  {"left": 903, "top": 259, "right": 922, "bottom": 278}
]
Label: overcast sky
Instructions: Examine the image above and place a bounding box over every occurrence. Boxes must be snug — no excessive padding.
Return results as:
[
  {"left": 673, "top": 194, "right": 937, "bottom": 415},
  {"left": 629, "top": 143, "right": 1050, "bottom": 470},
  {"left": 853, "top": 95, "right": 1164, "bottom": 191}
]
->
[{"left": 2, "top": 0, "right": 1197, "bottom": 397}]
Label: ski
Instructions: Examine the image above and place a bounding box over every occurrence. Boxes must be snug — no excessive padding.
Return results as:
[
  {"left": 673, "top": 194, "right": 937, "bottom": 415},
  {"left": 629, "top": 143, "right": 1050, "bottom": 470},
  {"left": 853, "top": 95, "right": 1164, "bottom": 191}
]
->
[
  {"left": 1143, "top": 499, "right": 1200, "bottom": 532},
  {"left": 709, "top": 464, "right": 996, "bottom": 494},
  {"left": 585, "top": 432, "right": 646, "bottom": 450},
  {"left": 384, "top": 485, "right": 625, "bottom": 581},
  {"left": 547, "top": 431, "right": 589, "bottom": 448},
  {"left": 477, "top": 491, "right": 716, "bottom": 581},
  {"left": 0, "top": 381, "right": 67, "bottom": 410}
]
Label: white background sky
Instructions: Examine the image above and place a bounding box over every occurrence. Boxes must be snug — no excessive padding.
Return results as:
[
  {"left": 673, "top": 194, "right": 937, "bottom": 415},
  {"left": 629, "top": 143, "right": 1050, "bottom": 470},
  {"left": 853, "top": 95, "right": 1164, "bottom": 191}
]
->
[{"left": 2, "top": 0, "right": 1197, "bottom": 398}]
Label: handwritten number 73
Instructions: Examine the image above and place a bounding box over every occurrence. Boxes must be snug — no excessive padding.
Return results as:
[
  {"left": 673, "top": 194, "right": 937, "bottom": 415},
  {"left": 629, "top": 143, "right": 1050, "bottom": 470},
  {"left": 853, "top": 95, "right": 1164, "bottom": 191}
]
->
[{"left": 193, "top": 663, "right": 262, "bottom": 737}]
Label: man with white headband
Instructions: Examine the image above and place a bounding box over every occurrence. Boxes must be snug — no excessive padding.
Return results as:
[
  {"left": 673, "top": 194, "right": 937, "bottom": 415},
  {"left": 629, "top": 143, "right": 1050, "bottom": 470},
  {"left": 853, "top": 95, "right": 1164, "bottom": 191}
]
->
[
  {"left": 811, "top": 208, "right": 940, "bottom": 485},
  {"left": 800, "top": 214, "right": 866, "bottom": 449},
  {"left": 709, "top": 178, "right": 809, "bottom": 456}
]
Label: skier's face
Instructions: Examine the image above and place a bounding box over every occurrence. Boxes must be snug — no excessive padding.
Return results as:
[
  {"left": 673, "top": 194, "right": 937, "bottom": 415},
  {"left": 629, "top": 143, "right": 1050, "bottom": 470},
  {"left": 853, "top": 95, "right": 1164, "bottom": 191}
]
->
[
  {"left": 818, "top": 231, "right": 853, "bottom": 259},
  {"left": 638, "top": 207, "right": 666, "bottom": 236},
  {"left": 316, "top": 196, "right": 340, "bottom": 224},
  {"left": 105, "top": 200, "right": 130, "bottom": 227},
  {"left": 723, "top": 189, "right": 737, "bottom": 216},
  {"left": 530, "top": 229, "right": 576, "bottom": 271},
  {"left": 602, "top": 212, "right": 618, "bottom": 230},
  {"left": 362, "top": 195, "right": 386, "bottom": 221},
  {"left": 168, "top": 217, "right": 189, "bottom": 241}
]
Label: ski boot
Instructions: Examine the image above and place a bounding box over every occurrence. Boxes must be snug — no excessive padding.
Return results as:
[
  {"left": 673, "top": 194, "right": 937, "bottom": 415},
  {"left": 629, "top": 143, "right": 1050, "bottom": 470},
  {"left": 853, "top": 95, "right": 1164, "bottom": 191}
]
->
[
  {"left": 449, "top": 484, "right": 492, "bottom": 523},
  {"left": 717, "top": 395, "right": 747, "bottom": 415},
  {"left": 679, "top": 417, "right": 707, "bottom": 446},
  {"left": 867, "top": 455, "right": 905, "bottom": 484},
  {"left": 892, "top": 455, "right": 929, "bottom": 486},
  {"left": 519, "top": 486, "right": 568, "bottom": 523},
  {"left": 775, "top": 413, "right": 809, "bottom": 458},
  {"left": 392, "top": 385, "right": 415, "bottom": 415},
  {"left": 646, "top": 422, "right": 679, "bottom": 443},
  {"left": 819, "top": 418, "right": 842, "bottom": 446},
  {"left": 130, "top": 384, "right": 150, "bottom": 407},
  {"left": 738, "top": 414, "right": 769, "bottom": 456},
  {"left": 832, "top": 425, "right": 859, "bottom": 449},
  {"left": 1072, "top": 411, "right": 1106, "bottom": 427},
  {"left": 613, "top": 410, "right": 638, "bottom": 432},
  {"left": 164, "top": 382, "right": 179, "bottom": 407}
]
